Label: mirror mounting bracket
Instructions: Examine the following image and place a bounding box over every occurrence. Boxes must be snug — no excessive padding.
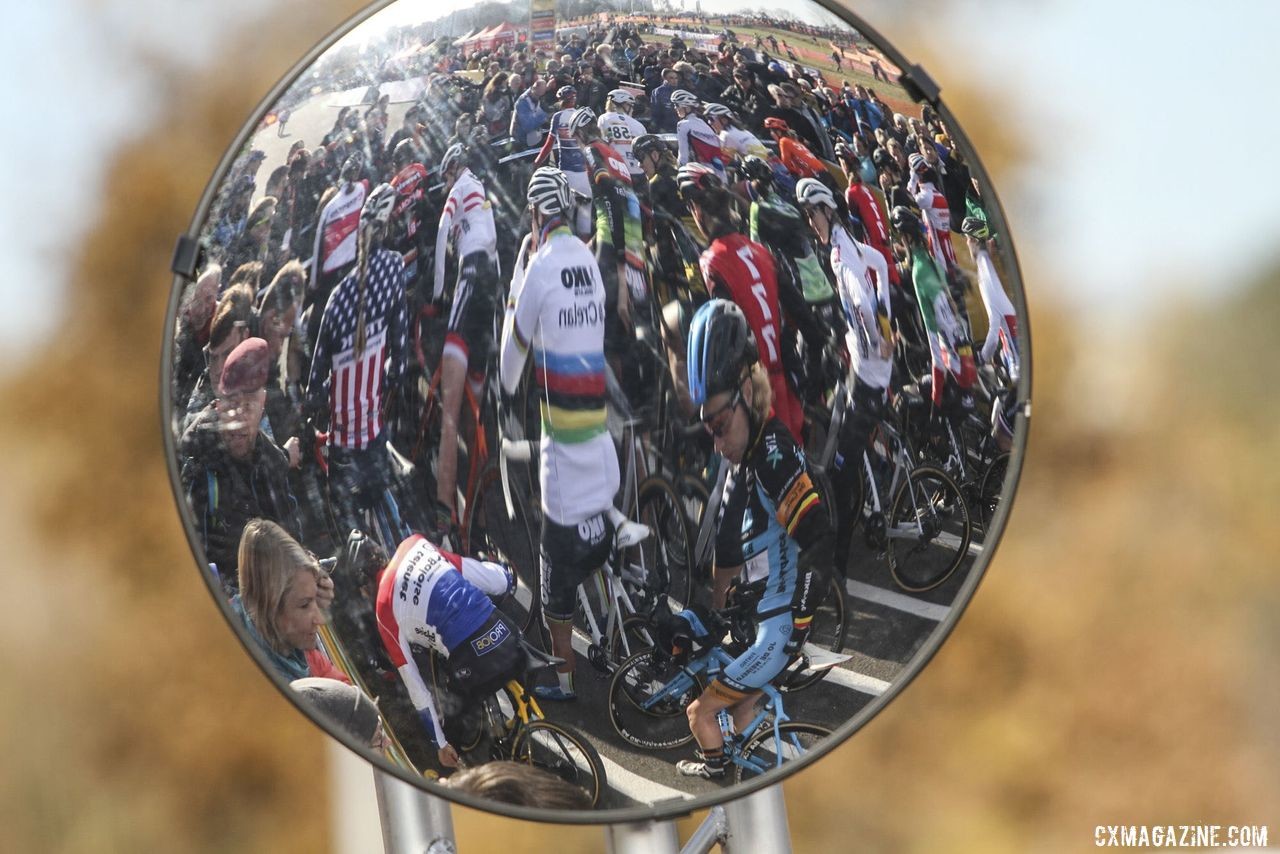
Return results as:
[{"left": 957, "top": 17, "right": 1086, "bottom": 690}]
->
[
  {"left": 899, "top": 63, "right": 941, "bottom": 106},
  {"left": 170, "top": 234, "right": 203, "bottom": 281}
]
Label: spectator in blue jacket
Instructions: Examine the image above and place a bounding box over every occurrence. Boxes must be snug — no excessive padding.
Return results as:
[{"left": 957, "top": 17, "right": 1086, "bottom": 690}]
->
[
  {"left": 511, "top": 78, "right": 549, "bottom": 147},
  {"left": 650, "top": 66, "right": 680, "bottom": 133}
]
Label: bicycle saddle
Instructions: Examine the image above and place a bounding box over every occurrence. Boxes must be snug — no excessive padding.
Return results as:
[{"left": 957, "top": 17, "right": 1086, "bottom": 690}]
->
[{"left": 519, "top": 638, "right": 564, "bottom": 674}]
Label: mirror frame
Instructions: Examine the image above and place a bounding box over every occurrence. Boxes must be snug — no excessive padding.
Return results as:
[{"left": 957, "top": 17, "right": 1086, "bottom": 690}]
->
[{"left": 161, "top": 0, "right": 1033, "bottom": 825}]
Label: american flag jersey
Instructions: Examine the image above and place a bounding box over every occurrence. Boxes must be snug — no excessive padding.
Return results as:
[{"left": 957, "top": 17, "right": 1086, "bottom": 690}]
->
[{"left": 307, "top": 249, "right": 409, "bottom": 450}]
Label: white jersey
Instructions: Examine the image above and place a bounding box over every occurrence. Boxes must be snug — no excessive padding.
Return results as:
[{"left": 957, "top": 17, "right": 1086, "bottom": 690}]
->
[
  {"left": 677, "top": 114, "right": 727, "bottom": 181},
  {"left": 499, "top": 224, "right": 620, "bottom": 525},
  {"left": 310, "top": 180, "right": 366, "bottom": 282},
  {"left": 433, "top": 168, "right": 498, "bottom": 301},
  {"left": 719, "top": 126, "right": 769, "bottom": 160},
  {"left": 597, "top": 111, "right": 647, "bottom": 178},
  {"left": 831, "top": 224, "right": 893, "bottom": 390},
  {"left": 974, "top": 247, "right": 1019, "bottom": 381}
]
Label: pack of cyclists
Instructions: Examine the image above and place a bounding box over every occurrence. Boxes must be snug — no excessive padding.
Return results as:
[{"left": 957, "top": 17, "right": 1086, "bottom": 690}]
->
[{"left": 172, "top": 15, "right": 1020, "bottom": 795}]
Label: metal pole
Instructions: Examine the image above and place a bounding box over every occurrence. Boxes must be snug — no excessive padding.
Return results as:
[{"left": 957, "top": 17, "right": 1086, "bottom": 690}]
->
[
  {"left": 605, "top": 819, "right": 681, "bottom": 854},
  {"left": 721, "top": 784, "right": 791, "bottom": 854},
  {"left": 373, "top": 767, "right": 457, "bottom": 854},
  {"left": 680, "top": 806, "right": 728, "bottom": 854}
]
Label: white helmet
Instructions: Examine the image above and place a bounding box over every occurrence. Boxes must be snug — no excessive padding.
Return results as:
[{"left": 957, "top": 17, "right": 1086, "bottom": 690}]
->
[
  {"left": 607, "top": 88, "right": 635, "bottom": 106},
  {"left": 527, "top": 167, "right": 575, "bottom": 216},
  {"left": 669, "top": 89, "right": 699, "bottom": 108},
  {"left": 795, "top": 177, "right": 837, "bottom": 210},
  {"left": 702, "top": 103, "right": 732, "bottom": 119}
]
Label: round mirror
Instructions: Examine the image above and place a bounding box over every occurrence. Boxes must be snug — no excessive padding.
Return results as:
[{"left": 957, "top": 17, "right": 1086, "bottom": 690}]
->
[{"left": 164, "top": 0, "right": 1029, "bottom": 823}]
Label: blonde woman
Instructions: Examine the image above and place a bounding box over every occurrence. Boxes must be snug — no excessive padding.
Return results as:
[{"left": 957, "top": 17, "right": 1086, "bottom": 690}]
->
[{"left": 232, "top": 519, "right": 342, "bottom": 682}]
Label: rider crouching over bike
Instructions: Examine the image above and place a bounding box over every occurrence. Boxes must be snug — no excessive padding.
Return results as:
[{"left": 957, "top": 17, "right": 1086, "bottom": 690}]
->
[
  {"left": 347, "top": 529, "right": 518, "bottom": 770},
  {"left": 679, "top": 300, "right": 834, "bottom": 779},
  {"left": 499, "top": 167, "right": 621, "bottom": 702}
]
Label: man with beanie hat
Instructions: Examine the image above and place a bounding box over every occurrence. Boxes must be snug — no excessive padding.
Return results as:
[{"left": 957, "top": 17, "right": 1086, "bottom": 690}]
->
[{"left": 180, "top": 337, "right": 300, "bottom": 587}]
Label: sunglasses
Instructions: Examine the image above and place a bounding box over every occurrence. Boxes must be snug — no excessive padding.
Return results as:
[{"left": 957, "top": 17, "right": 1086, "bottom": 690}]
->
[{"left": 700, "top": 389, "right": 742, "bottom": 438}]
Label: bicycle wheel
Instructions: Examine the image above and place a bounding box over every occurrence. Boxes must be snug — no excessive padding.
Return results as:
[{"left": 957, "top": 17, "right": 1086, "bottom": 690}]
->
[
  {"left": 462, "top": 460, "right": 542, "bottom": 638},
  {"left": 780, "top": 576, "right": 847, "bottom": 693},
  {"left": 734, "top": 721, "right": 832, "bottom": 783},
  {"left": 886, "top": 465, "right": 971, "bottom": 592},
  {"left": 510, "top": 720, "right": 608, "bottom": 809},
  {"left": 607, "top": 649, "right": 699, "bottom": 751},
  {"left": 977, "top": 451, "right": 1009, "bottom": 533},
  {"left": 630, "top": 476, "right": 695, "bottom": 611}
]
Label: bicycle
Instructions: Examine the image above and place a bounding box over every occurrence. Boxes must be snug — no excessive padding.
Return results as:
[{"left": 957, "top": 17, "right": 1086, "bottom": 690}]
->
[
  {"left": 607, "top": 597, "right": 833, "bottom": 783},
  {"left": 809, "top": 379, "right": 972, "bottom": 593},
  {"left": 447, "top": 638, "right": 608, "bottom": 807}
]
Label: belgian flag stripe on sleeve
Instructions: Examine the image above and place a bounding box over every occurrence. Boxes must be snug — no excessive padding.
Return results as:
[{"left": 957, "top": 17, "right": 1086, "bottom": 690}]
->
[{"left": 776, "top": 471, "right": 820, "bottom": 536}]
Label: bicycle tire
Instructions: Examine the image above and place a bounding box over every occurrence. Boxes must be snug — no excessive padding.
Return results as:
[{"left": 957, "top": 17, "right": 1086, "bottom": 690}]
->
[
  {"left": 509, "top": 720, "right": 608, "bottom": 809},
  {"left": 462, "top": 460, "right": 542, "bottom": 638},
  {"left": 607, "top": 648, "right": 699, "bottom": 751},
  {"left": 633, "top": 475, "right": 696, "bottom": 611},
  {"left": 887, "top": 464, "right": 971, "bottom": 592},
  {"left": 734, "top": 721, "right": 832, "bottom": 783},
  {"left": 779, "top": 576, "right": 847, "bottom": 693}
]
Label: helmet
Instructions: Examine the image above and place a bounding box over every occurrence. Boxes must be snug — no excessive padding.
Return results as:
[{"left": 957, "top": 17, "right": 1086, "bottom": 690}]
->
[
  {"left": 763, "top": 116, "right": 790, "bottom": 132},
  {"left": 702, "top": 102, "right": 732, "bottom": 119},
  {"left": 527, "top": 166, "right": 575, "bottom": 217},
  {"left": 687, "top": 299, "right": 757, "bottom": 407},
  {"left": 340, "top": 152, "right": 364, "bottom": 181},
  {"left": 795, "top": 177, "right": 837, "bottom": 210},
  {"left": 872, "top": 147, "right": 894, "bottom": 169},
  {"left": 677, "top": 162, "right": 722, "bottom": 200},
  {"left": 960, "top": 216, "right": 991, "bottom": 239},
  {"left": 607, "top": 88, "right": 635, "bottom": 106},
  {"left": 833, "top": 141, "right": 855, "bottom": 162},
  {"left": 360, "top": 183, "right": 398, "bottom": 233},
  {"left": 342, "top": 528, "right": 390, "bottom": 585},
  {"left": 890, "top": 205, "right": 924, "bottom": 237},
  {"left": 907, "top": 152, "right": 927, "bottom": 173},
  {"left": 392, "top": 138, "right": 418, "bottom": 169},
  {"left": 556, "top": 85, "right": 577, "bottom": 101},
  {"left": 567, "top": 106, "right": 597, "bottom": 137},
  {"left": 439, "top": 142, "right": 468, "bottom": 176},
  {"left": 740, "top": 155, "right": 773, "bottom": 185},
  {"left": 631, "top": 134, "right": 667, "bottom": 161},
  {"left": 670, "top": 89, "right": 699, "bottom": 108}
]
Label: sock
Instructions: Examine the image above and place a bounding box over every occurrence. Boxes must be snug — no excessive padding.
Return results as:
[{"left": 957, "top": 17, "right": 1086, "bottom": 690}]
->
[{"left": 700, "top": 746, "right": 727, "bottom": 768}]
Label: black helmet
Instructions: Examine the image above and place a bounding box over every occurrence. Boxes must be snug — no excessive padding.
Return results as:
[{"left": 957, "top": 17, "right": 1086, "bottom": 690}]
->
[
  {"left": 342, "top": 528, "right": 390, "bottom": 586},
  {"left": 392, "top": 138, "right": 418, "bottom": 169},
  {"left": 740, "top": 155, "right": 773, "bottom": 185},
  {"left": 890, "top": 205, "right": 924, "bottom": 238},
  {"left": 677, "top": 162, "right": 722, "bottom": 202},
  {"left": 631, "top": 134, "right": 667, "bottom": 162},
  {"left": 686, "top": 299, "right": 757, "bottom": 407}
]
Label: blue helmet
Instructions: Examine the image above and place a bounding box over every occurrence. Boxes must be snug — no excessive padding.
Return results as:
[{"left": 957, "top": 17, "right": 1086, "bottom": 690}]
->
[{"left": 686, "top": 299, "right": 756, "bottom": 407}]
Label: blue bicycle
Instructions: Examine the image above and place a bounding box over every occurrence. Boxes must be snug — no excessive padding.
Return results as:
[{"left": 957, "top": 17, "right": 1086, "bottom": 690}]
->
[{"left": 607, "top": 600, "right": 832, "bottom": 783}]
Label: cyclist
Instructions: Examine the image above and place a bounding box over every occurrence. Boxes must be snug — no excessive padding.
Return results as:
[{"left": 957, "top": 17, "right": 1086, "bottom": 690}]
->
[
  {"left": 909, "top": 153, "right": 959, "bottom": 275},
  {"left": 306, "top": 183, "right": 409, "bottom": 542},
  {"left": 596, "top": 88, "right": 647, "bottom": 183},
  {"left": 835, "top": 141, "right": 899, "bottom": 288},
  {"left": 671, "top": 90, "right": 727, "bottom": 181},
  {"left": 702, "top": 103, "right": 768, "bottom": 162},
  {"left": 961, "top": 216, "right": 1020, "bottom": 384},
  {"left": 763, "top": 117, "right": 828, "bottom": 186},
  {"left": 890, "top": 205, "right": 976, "bottom": 409},
  {"left": 533, "top": 86, "right": 593, "bottom": 237},
  {"left": 738, "top": 157, "right": 838, "bottom": 407},
  {"left": 498, "top": 167, "right": 621, "bottom": 702},
  {"left": 306, "top": 153, "right": 367, "bottom": 349},
  {"left": 678, "top": 299, "right": 834, "bottom": 779},
  {"left": 351, "top": 529, "right": 519, "bottom": 769},
  {"left": 387, "top": 139, "right": 430, "bottom": 296},
  {"left": 569, "top": 107, "right": 648, "bottom": 367},
  {"left": 796, "top": 178, "right": 894, "bottom": 576},
  {"left": 430, "top": 143, "right": 500, "bottom": 541},
  {"left": 678, "top": 163, "right": 803, "bottom": 441}
]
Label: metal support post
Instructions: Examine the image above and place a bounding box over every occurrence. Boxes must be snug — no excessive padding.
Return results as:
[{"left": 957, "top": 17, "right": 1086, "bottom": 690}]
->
[
  {"left": 721, "top": 784, "right": 791, "bottom": 854},
  {"left": 605, "top": 818, "right": 681, "bottom": 854},
  {"left": 373, "top": 768, "right": 457, "bottom": 854}
]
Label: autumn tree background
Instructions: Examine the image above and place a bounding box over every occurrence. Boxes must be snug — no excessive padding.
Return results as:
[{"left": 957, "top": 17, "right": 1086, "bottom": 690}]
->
[{"left": 0, "top": 1, "right": 1275, "bottom": 852}]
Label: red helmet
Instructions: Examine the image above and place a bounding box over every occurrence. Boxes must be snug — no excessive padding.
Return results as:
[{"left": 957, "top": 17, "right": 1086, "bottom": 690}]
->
[{"left": 763, "top": 117, "right": 789, "bottom": 132}]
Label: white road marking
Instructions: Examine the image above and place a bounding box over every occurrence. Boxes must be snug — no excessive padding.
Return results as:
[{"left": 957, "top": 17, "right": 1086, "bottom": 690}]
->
[{"left": 844, "top": 578, "right": 951, "bottom": 622}]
